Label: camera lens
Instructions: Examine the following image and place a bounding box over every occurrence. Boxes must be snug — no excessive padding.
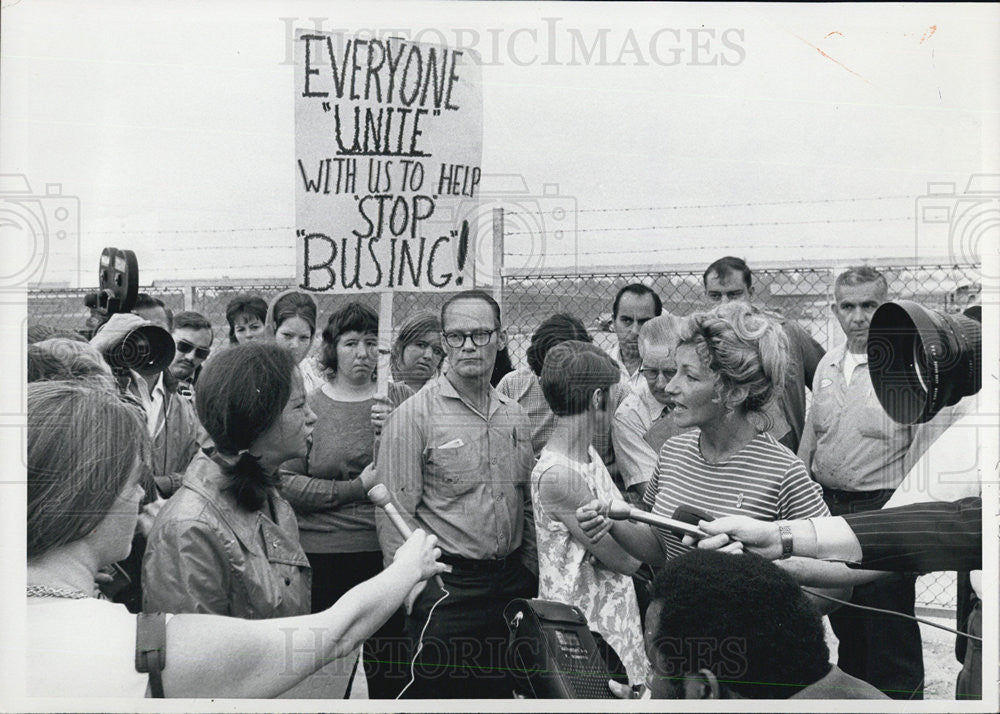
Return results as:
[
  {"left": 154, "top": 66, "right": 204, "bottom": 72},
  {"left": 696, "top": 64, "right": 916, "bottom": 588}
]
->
[
  {"left": 104, "top": 326, "right": 176, "bottom": 377},
  {"left": 867, "top": 300, "right": 981, "bottom": 424}
]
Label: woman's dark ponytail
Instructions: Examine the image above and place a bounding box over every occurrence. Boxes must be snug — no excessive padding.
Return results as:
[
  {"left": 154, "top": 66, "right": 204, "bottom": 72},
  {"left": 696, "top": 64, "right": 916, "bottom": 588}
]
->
[{"left": 223, "top": 451, "right": 281, "bottom": 511}]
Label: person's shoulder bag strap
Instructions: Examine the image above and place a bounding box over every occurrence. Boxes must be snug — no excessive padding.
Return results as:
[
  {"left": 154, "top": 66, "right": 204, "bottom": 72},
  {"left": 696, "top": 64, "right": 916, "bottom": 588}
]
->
[{"left": 135, "top": 612, "right": 167, "bottom": 698}]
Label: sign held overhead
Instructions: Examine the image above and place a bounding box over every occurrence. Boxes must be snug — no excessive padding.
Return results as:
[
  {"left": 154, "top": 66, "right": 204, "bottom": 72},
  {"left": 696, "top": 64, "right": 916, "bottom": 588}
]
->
[{"left": 295, "top": 31, "right": 483, "bottom": 293}]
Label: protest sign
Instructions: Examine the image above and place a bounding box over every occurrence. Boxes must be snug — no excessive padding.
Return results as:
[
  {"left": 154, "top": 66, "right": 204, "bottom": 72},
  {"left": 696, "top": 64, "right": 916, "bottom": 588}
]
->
[{"left": 295, "top": 31, "right": 483, "bottom": 293}]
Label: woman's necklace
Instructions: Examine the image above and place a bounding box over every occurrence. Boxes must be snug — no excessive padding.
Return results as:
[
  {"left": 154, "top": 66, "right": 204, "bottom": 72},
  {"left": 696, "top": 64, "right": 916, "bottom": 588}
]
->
[{"left": 26, "top": 584, "right": 90, "bottom": 599}]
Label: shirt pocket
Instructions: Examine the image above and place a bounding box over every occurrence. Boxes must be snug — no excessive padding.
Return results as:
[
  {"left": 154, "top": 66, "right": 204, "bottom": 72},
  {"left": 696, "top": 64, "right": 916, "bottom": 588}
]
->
[
  {"left": 858, "top": 393, "right": 893, "bottom": 441},
  {"left": 425, "top": 435, "right": 484, "bottom": 496}
]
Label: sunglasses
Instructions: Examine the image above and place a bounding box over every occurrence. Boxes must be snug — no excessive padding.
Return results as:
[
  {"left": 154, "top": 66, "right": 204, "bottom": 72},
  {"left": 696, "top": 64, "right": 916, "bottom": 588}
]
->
[{"left": 175, "top": 339, "right": 211, "bottom": 360}]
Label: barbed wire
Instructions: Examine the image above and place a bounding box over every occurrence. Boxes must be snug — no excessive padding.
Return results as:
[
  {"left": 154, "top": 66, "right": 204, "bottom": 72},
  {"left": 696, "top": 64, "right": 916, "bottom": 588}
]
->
[
  {"left": 505, "top": 216, "right": 912, "bottom": 237},
  {"left": 512, "top": 194, "right": 918, "bottom": 215},
  {"left": 506, "top": 244, "right": 921, "bottom": 257},
  {"left": 73, "top": 226, "right": 294, "bottom": 236},
  {"left": 42, "top": 194, "right": 923, "bottom": 238},
  {"left": 84, "top": 214, "right": 916, "bottom": 253}
]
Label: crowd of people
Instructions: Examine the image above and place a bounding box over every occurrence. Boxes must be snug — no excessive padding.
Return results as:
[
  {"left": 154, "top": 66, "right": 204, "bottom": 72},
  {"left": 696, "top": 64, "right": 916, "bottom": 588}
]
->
[{"left": 22, "top": 256, "right": 982, "bottom": 701}]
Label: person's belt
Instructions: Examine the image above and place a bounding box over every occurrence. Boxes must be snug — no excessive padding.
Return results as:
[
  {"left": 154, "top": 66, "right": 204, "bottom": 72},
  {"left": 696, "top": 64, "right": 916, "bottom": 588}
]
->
[
  {"left": 439, "top": 552, "right": 517, "bottom": 573},
  {"left": 821, "top": 486, "right": 894, "bottom": 504}
]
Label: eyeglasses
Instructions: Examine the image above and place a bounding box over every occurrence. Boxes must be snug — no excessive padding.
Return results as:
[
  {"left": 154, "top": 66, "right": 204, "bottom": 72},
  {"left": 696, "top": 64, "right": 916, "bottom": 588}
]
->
[
  {"left": 175, "top": 339, "right": 211, "bottom": 360},
  {"left": 639, "top": 365, "right": 677, "bottom": 382},
  {"left": 442, "top": 329, "right": 497, "bottom": 348}
]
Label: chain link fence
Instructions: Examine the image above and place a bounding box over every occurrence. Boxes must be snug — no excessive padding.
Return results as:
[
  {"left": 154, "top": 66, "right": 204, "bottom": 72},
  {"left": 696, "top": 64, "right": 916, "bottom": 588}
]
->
[{"left": 27, "top": 260, "right": 980, "bottom": 609}]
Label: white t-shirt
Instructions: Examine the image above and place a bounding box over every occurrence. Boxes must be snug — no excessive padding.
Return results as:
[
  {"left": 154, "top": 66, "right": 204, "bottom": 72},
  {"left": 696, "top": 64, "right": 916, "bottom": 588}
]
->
[
  {"left": 842, "top": 349, "right": 866, "bottom": 384},
  {"left": 27, "top": 598, "right": 155, "bottom": 698}
]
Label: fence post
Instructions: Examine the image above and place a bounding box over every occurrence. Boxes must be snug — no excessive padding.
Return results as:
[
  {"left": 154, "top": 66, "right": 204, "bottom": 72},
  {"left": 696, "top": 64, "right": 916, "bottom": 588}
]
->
[
  {"left": 492, "top": 207, "right": 504, "bottom": 315},
  {"left": 183, "top": 285, "right": 196, "bottom": 312}
]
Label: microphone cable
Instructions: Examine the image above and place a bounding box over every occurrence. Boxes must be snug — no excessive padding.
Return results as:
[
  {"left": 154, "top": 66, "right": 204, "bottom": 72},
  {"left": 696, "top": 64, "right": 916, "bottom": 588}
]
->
[
  {"left": 614, "top": 501, "right": 983, "bottom": 644},
  {"left": 397, "top": 585, "right": 450, "bottom": 699},
  {"left": 800, "top": 587, "right": 982, "bottom": 642}
]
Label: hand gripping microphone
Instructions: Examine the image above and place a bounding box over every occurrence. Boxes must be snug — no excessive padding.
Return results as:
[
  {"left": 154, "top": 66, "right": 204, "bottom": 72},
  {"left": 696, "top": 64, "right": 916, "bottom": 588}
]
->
[
  {"left": 368, "top": 483, "right": 444, "bottom": 589},
  {"left": 601, "top": 500, "right": 708, "bottom": 539}
]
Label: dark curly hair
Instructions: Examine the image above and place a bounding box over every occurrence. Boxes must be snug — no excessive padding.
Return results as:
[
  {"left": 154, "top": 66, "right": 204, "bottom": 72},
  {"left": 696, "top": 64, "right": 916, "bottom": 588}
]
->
[
  {"left": 225, "top": 295, "right": 268, "bottom": 345},
  {"left": 649, "top": 550, "right": 830, "bottom": 699},
  {"left": 526, "top": 313, "right": 591, "bottom": 376},
  {"left": 319, "top": 302, "right": 378, "bottom": 375}
]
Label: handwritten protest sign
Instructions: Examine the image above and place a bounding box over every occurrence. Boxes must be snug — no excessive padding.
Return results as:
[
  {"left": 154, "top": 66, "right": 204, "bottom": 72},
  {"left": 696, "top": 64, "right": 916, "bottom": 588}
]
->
[{"left": 295, "top": 31, "right": 483, "bottom": 293}]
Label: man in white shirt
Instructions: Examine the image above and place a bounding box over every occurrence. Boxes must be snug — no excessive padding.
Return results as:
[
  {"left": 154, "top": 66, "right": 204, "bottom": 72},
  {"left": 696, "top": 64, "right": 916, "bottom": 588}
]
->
[
  {"left": 797, "top": 265, "right": 922, "bottom": 699},
  {"left": 613, "top": 314, "right": 686, "bottom": 502},
  {"left": 609, "top": 283, "right": 661, "bottom": 392}
]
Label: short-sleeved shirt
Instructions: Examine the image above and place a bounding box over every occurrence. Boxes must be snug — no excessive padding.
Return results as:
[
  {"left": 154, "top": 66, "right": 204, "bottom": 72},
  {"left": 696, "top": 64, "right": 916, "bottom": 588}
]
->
[
  {"left": 610, "top": 344, "right": 645, "bottom": 395},
  {"left": 531, "top": 447, "right": 648, "bottom": 685},
  {"left": 798, "top": 342, "right": 915, "bottom": 492},
  {"left": 375, "top": 374, "right": 536, "bottom": 566},
  {"left": 644, "top": 430, "right": 829, "bottom": 560},
  {"left": 613, "top": 380, "right": 683, "bottom": 491}
]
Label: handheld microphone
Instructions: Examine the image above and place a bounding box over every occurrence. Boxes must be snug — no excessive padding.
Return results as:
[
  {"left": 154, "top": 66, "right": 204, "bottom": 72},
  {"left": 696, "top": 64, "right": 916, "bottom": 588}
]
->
[
  {"left": 602, "top": 500, "right": 708, "bottom": 539},
  {"left": 672, "top": 504, "right": 714, "bottom": 527},
  {"left": 368, "top": 483, "right": 444, "bottom": 589}
]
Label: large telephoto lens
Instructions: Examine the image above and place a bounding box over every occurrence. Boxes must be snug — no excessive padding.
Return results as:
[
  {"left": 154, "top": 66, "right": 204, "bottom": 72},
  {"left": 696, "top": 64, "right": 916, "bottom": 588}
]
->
[
  {"left": 104, "top": 325, "right": 176, "bottom": 376},
  {"left": 867, "top": 300, "right": 981, "bottom": 424}
]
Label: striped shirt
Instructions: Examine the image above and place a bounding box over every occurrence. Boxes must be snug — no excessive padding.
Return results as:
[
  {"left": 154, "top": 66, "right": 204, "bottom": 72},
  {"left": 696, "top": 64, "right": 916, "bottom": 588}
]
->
[{"left": 643, "top": 430, "right": 829, "bottom": 560}]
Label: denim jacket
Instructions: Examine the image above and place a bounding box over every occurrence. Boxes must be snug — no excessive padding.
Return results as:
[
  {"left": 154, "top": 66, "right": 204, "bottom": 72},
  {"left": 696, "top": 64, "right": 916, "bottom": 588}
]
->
[{"left": 143, "top": 451, "right": 311, "bottom": 618}]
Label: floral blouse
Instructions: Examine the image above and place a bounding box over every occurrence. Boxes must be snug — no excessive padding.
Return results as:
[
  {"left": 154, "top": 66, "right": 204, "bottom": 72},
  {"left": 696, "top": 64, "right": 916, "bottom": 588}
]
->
[{"left": 530, "top": 446, "right": 649, "bottom": 686}]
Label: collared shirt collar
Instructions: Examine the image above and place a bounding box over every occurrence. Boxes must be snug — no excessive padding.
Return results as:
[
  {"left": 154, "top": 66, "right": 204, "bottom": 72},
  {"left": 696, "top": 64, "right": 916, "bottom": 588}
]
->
[
  {"left": 634, "top": 377, "right": 668, "bottom": 422},
  {"left": 825, "top": 340, "right": 868, "bottom": 369},
  {"left": 610, "top": 343, "right": 638, "bottom": 379},
  {"left": 152, "top": 371, "right": 167, "bottom": 397},
  {"left": 146, "top": 372, "right": 168, "bottom": 436},
  {"left": 435, "top": 373, "right": 509, "bottom": 418}
]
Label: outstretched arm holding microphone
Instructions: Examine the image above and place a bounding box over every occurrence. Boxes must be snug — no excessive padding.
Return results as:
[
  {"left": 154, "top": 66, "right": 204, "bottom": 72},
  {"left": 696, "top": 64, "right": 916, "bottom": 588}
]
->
[{"left": 696, "top": 497, "right": 982, "bottom": 579}]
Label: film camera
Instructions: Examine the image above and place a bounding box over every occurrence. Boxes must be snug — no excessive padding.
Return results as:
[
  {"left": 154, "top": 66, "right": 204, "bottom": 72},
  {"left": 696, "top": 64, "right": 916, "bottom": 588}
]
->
[
  {"left": 867, "top": 300, "right": 981, "bottom": 424},
  {"left": 84, "top": 247, "right": 175, "bottom": 376}
]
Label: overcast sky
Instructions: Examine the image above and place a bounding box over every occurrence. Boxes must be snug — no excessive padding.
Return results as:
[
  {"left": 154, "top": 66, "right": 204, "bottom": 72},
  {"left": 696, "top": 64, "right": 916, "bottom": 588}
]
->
[{"left": 3, "top": 1, "right": 998, "bottom": 286}]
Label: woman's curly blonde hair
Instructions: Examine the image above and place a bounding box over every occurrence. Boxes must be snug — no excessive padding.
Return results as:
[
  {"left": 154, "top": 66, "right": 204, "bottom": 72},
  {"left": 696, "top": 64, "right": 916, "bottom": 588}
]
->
[{"left": 676, "top": 301, "right": 787, "bottom": 432}]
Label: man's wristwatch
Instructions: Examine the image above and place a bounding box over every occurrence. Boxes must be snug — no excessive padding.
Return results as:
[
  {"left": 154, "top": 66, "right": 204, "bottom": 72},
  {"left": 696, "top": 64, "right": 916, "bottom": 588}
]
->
[{"left": 778, "top": 523, "right": 794, "bottom": 559}]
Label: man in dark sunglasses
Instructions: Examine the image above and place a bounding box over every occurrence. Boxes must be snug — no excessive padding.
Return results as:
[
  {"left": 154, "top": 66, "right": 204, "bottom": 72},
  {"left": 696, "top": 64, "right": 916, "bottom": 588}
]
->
[{"left": 168, "top": 311, "right": 214, "bottom": 387}]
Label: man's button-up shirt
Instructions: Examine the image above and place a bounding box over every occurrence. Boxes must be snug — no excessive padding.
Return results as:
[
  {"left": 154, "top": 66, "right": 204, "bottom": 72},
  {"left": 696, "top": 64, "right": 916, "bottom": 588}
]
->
[
  {"left": 798, "top": 342, "right": 915, "bottom": 492},
  {"left": 375, "top": 375, "right": 536, "bottom": 570},
  {"left": 613, "top": 379, "right": 679, "bottom": 491}
]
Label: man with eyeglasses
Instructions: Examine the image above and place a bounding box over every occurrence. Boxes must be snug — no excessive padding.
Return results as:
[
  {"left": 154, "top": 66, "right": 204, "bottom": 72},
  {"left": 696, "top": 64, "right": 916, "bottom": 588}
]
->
[
  {"left": 613, "top": 314, "right": 690, "bottom": 506},
  {"left": 376, "top": 289, "right": 537, "bottom": 699}
]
